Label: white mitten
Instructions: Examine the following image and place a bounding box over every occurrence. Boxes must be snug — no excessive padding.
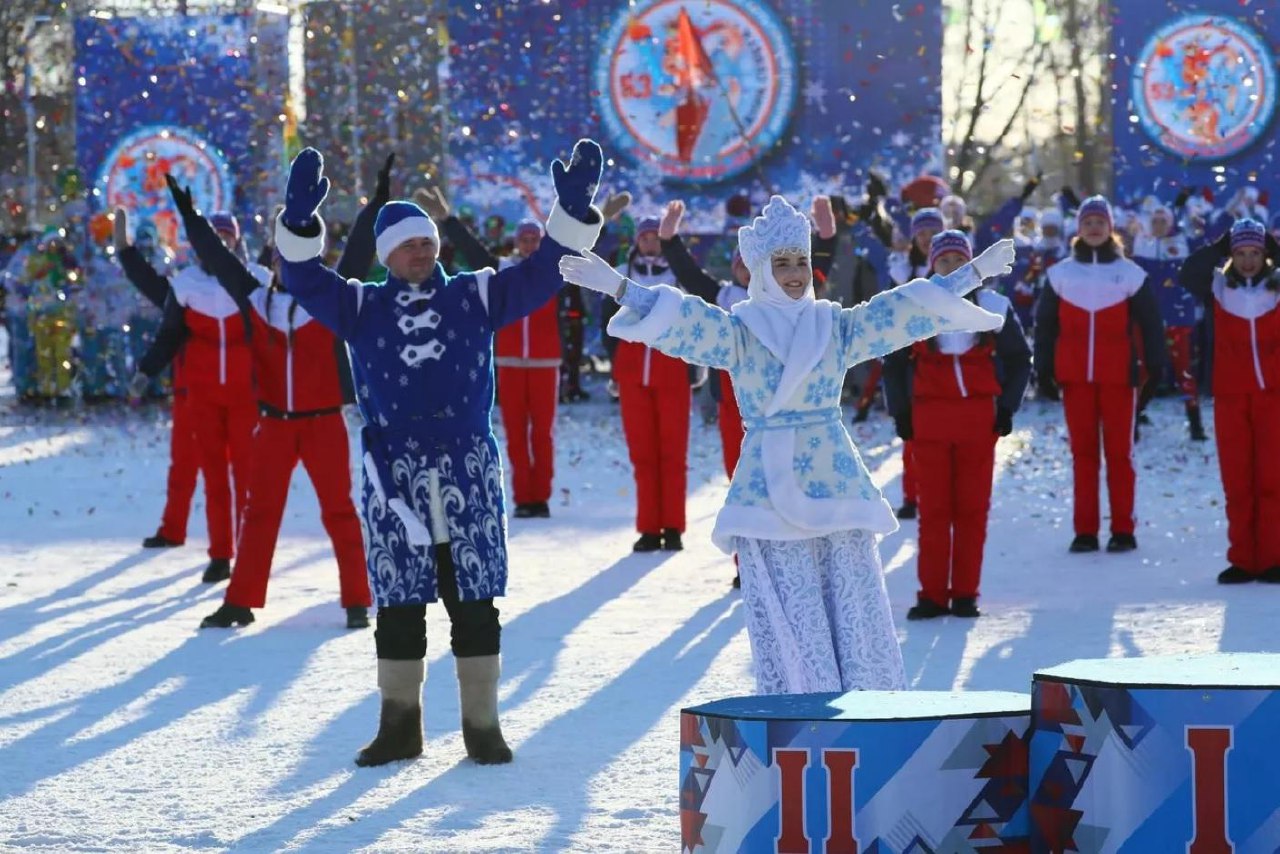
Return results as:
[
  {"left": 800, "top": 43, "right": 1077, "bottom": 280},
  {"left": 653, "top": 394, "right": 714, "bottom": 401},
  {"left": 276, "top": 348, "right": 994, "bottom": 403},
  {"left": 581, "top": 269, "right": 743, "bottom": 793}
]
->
[
  {"left": 972, "top": 239, "right": 1016, "bottom": 280},
  {"left": 559, "top": 250, "right": 627, "bottom": 297}
]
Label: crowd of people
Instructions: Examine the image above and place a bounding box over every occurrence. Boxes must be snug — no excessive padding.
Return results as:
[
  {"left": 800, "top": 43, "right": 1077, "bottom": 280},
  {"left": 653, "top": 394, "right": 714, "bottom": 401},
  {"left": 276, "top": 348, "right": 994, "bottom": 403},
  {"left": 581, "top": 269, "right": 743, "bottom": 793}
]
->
[{"left": 3, "top": 139, "right": 1279, "bottom": 768}]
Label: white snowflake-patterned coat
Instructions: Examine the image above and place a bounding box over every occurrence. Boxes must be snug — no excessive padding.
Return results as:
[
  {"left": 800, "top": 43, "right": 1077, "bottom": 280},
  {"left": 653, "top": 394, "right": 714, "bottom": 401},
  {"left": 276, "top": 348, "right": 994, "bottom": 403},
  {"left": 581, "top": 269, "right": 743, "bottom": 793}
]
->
[
  {"left": 608, "top": 268, "right": 1004, "bottom": 553},
  {"left": 276, "top": 205, "right": 600, "bottom": 605}
]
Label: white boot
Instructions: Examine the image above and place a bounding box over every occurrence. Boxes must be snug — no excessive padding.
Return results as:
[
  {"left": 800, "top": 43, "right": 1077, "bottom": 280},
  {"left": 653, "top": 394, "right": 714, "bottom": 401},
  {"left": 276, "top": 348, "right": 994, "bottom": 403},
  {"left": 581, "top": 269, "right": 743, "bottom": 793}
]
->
[
  {"left": 456, "top": 655, "right": 512, "bottom": 764},
  {"left": 355, "top": 659, "right": 425, "bottom": 767}
]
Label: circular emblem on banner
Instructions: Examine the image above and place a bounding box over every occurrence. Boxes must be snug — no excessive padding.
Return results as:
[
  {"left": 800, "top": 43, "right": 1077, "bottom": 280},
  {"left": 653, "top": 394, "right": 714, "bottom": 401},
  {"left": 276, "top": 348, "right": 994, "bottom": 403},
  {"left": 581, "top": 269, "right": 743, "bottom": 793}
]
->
[
  {"left": 594, "top": 0, "right": 796, "bottom": 182},
  {"left": 1132, "top": 15, "right": 1277, "bottom": 161},
  {"left": 97, "top": 125, "right": 235, "bottom": 251}
]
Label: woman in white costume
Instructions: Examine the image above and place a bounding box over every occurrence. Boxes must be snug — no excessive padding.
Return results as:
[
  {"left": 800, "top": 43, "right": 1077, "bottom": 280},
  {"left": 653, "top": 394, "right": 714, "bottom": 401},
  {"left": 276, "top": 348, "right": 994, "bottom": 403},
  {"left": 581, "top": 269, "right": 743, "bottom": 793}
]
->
[{"left": 560, "top": 196, "right": 1015, "bottom": 695}]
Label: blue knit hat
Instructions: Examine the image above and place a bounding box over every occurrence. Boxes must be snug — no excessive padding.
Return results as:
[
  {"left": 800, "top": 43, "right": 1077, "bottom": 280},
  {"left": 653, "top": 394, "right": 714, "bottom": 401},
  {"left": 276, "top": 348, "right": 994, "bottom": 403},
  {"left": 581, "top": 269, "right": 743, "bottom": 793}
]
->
[
  {"left": 1230, "top": 218, "right": 1267, "bottom": 251},
  {"left": 910, "top": 207, "right": 945, "bottom": 237},
  {"left": 374, "top": 201, "right": 439, "bottom": 265},
  {"left": 1076, "top": 195, "right": 1113, "bottom": 231},
  {"left": 209, "top": 212, "right": 240, "bottom": 243},
  {"left": 636, "top": 216, "right": 661, "bottom": 235},
  {"left": 515, "top": 218, "right": 544, "bottom": 239},
  {"left": 929, "top": 229, "right": 973, "bottom": 269}
]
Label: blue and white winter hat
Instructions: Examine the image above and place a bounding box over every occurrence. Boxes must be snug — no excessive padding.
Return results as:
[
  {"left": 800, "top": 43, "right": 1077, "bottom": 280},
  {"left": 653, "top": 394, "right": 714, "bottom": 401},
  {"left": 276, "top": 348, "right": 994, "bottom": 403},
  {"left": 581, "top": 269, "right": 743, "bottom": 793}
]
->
[
  {"left": 929, "top": 229, "right": 972, "bottom": 268},
  {"left": 1076, "top": 195, "right": 1113, "bottom": 231},
  {"left": 209, "top": 212, "right": 240, "bottom": 242},
  {"left": 515, "top": 218, "right": 544, "bottom": 239},
  {"left": 910, "top": 207, "right": 945, "bottom": 237},
  {"left": 374, "top": 201, "right": 440, "bottom": 265},
  {"left": 1230, "top": 218, "right": 1267, "bottom": 251}
]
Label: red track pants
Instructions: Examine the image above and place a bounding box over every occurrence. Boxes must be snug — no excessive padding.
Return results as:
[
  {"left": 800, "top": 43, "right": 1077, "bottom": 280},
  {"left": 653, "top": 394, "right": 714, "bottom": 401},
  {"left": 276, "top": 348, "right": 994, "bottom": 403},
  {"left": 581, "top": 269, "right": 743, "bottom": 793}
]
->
[
  {"left": 859, "top": 360, "right": 884, "bottom": 410},
  {"left": 1062, "top": 382, "right": 1137, "bottom": 537},
  {"left": 156, "top": 391, "right": 200, "bottom": 544},
  {"left": 189, "top": 389, "right": 258, "bottom": 560},
  {"left": 619, "top": 382, "right": 691, "bottom": 533},
  {"left": 902, "top": 440, "right": 918, "bottom": 505},
  {"left": 913, "top": 399, "right": 997, "bottom": 606},
  {"left": 1215, "top": 392, "right": 1280, "bottom": 574},
  {"left": 718, "top": 372, "right": 745, "bottom": 478},
  {"left": 225, "top": 413, "right": 371, "bottom": 608},
  {"left": 497, "top": 366, "right": 559, "bottom": 505},
  {"left": 1166, "top": 325, "right": 1199, "bottom": 403}
]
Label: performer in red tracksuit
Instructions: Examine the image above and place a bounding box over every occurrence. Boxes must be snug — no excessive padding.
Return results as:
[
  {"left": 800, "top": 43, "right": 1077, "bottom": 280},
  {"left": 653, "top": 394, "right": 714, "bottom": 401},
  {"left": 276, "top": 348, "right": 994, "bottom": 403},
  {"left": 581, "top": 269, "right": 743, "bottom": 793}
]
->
[
  {"left": 129, "top": 211, "right": 259, "bottom": 581},
  {"left": 152, "top": 172, "right": 381, "bottom": 629},
  {"left": 883, "top": 231, "right": 1031, "bottom": 619},
  {"left": 601, "top": 217, "right": 691, "bottom": 552},
  {"left": 116, "top": 214, "right": 200, "bottom": 551},
  {"left": 1035, "top": 196, "right": 1166, "bottom": 554},
  {"left": 443, "top": 216, "right": 562, "bottom": 519},
  {"left": 1178, "top": 219, "right": 1280, "bottom": 584}
]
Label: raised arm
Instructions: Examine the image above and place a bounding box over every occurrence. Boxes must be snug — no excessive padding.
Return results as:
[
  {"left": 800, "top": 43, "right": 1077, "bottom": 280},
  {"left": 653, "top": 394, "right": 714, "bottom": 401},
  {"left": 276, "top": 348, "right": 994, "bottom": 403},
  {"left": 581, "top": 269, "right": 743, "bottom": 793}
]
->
[
  {"left": 165, "top": 175, "right": 259, "bottom": 313},
  {"left": 811, "top": 195, "right": 839, "bottom": 279},
  {"left": 657, "top": 200, "right": 720, "bottom": 303},
  {"left": 114, "top": 208, "right": 171, "bottom": 309},
  {"left": 441, "top": 214, "right": 500, "bottom": 271},
  {"left": 1177, "top": 235, "right": 1228, "bottom": 303},
  {"left": 336, "top": 153, "right": 394, "bottom": 280}
]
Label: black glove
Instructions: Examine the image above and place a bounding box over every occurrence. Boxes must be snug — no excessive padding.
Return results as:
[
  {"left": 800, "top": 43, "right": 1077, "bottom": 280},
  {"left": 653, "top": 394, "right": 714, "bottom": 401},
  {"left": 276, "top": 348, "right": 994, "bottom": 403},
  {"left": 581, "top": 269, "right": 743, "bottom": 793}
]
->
[
  {"left": 1266, "top": 231, "right": 1280, "bottom": 264},
  {"left": 867, "top": 172, "right": 888, "bottom": 202},
  {"left": 374, "top": 153, "right": 395, "bottom": 204},
  {"left": 1060, "top": 186, "right": 1081, "bottom": 209},
  {"left": 1038, "top": 379, "right": 1060, "bottom": 402},
  {"left": 165, "top": 174, "right": 196, "bottom": 219},
  {"left": 1173, "top": 186, "right": 1193, "bottom": 209},
  {"left": 894, "top": 413, "right": 912, "bottom": 441},
  {"left": 994, "top": 407, "right": 1014, "bottom": 436},
  {"left": 1214, "top": 228, "right": 1233, "bottom": 259},
  {"left": 1020, "top": 173, "right": 1042, "bottom": 202}
]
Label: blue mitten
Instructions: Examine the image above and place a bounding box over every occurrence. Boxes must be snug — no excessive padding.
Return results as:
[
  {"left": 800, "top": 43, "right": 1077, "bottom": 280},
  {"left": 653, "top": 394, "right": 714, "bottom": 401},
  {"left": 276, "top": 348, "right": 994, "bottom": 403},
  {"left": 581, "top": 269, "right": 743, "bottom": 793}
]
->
[
  {"left": 550, "top": 139, "right": 603, "bottom": 222},
  {"left": 283, "top": 148, "right": 330, "bottom": 230}
]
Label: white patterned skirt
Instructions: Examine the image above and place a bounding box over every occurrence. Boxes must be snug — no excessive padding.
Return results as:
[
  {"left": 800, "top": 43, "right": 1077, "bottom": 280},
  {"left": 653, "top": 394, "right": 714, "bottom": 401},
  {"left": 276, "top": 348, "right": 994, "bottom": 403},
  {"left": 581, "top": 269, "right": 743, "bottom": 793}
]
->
[{"left": 734, "top": 529, "right": 907, "bottom": 695}]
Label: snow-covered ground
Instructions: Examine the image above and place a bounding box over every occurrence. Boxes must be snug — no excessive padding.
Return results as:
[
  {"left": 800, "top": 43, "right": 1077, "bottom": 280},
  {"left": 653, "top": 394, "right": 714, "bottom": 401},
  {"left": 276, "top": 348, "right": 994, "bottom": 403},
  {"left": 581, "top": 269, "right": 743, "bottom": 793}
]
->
[{"left": 0, "top": 375, "right": 1271, "bottom": 852}]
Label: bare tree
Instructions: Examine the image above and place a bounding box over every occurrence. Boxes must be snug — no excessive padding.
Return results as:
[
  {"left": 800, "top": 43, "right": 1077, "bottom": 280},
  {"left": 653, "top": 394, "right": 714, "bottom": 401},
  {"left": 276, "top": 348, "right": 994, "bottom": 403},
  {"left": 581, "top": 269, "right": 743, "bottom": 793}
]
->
[{"left": 1043, "top": 0, "right": 1110, "bottom": 195}]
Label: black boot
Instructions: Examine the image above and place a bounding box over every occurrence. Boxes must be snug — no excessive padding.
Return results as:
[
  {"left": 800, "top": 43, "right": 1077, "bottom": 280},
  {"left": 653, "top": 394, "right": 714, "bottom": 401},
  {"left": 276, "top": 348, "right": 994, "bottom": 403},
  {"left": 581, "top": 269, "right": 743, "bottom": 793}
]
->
[
  {"left": 1187, "top": 403, "right": 1208, "bottom": 442},
  {"left": 199, "top": 603, "right": 254, "bottom": 629},
  {"left": 1106, "top": 533, "right": 1138, "bottom": 553},
  {"left": 512, "top": 504, "right": 536, "bottom": 519},
  {"left": 633, "top": 533, "right": 663, "bottom": 552},
  {"left": 906, "top": 595, "right": 950, "bottom": 621},
  {"left": 1218, "top": 566, "right": 1257, "bottom": 584},
  {"left": 1261, "top": 566, "right": 1280, "bottom": 584},
  {"left": 355, "top": 660, "right": 424, "bottom": 767},
  {"left": 895, "top": 501, "right": 917, "bottom": 520},
  {"left": 951, "top": 597, "right": 981, "bottom": 618},
  {"left": 851, "top": 403, "right": 871, "bottom": 424},
  {"left": 530, "top": 501, "right": 551, "bottom": 518},
  {"left": 346, "top": 606, "right": 370, "bottom": 629},
  {"left": 142, "top": 531, "right": 182, "bottom": 549},
  {"left": 661, "top": 529, "right": 683, "bottom": 551},
  {"left": 202, "top": 558, "right": 231, "bottom": 583},
  {"left": 1069, "top": 534, "right": 1100, "bottom": 553},
  {"left": 457, "top": 656, "right": 513, "bottom": 765}
]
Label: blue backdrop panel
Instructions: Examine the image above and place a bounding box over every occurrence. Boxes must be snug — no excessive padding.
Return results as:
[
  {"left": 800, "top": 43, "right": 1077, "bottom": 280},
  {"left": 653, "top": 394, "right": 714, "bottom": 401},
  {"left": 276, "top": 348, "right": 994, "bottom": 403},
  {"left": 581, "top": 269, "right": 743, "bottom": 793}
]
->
[
  {"left": 1112, "top": 1, "right": 1278, "bottom": 204},
  {"left": 442, "top": 0, "right": 943, "bottom": 230}
]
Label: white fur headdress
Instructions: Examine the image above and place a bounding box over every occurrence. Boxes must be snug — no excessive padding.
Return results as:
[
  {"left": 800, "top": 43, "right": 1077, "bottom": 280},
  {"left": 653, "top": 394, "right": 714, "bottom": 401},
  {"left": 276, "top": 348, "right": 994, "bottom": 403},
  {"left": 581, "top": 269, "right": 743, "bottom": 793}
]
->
[{"left": 737, "top": 195, "right": 811, "bottom": 272}]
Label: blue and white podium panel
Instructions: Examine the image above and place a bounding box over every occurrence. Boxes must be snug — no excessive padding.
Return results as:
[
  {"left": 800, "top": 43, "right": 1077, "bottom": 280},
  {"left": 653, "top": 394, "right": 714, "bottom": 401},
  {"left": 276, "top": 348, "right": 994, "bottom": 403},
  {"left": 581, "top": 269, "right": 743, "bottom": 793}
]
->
[
  {"left": 680, "top": 691, "right": 1031, "bottom": 853},
  {"left": 1031, "top": 653, "right": 1280, "bottom": 853}
]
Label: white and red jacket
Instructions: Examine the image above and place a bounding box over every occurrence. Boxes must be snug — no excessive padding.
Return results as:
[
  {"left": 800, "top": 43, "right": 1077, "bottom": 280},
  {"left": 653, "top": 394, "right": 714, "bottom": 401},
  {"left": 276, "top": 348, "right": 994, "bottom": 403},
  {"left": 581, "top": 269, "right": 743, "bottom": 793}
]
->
[
  {"left": 607, "top": 254, "right": 690, "bottom": 388},
  {"left": 246, "top": 288, "right": 347, "bottom": 415},
  {"left": 494, "top": 255, "right": 562, "bottom": 369},
  {"left": 1034, "top": 246, "right": 1166, "bottom": 387}
]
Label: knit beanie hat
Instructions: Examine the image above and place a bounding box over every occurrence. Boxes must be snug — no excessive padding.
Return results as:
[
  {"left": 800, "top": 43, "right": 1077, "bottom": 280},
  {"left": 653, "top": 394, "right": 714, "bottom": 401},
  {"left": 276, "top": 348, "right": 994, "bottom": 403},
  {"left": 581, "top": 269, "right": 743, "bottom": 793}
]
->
[
  {"left": 929, "top": 229, "right": 973, "bottom": 269},
  {"left": 910, "top": 207, "right": 945, "bottom": 237},
  {"left": 374, "top": 201, "right": 440, "bottom": 265},
  {"left": 515, "top": 218, "right": 544, "bottom": 239},
  {"left": 1230, "top": 218, "right": 1267, "bottom": 251},
  {"left": 1076, "top": 195, "right": 1113, "bottom": 231},
  {"left": 209, "top": 212, "right": 240, "bottom": 243},
  {"left": 636, "top": 216, "right": 661, "bottom": 236}
]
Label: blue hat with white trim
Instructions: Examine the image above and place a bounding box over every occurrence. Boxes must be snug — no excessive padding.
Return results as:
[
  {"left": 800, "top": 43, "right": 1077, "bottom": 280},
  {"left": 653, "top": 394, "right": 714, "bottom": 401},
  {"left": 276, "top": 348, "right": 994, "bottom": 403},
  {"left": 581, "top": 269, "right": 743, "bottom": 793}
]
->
[{"left": 374, "top": 201, "right": 440, "bottom": 266}]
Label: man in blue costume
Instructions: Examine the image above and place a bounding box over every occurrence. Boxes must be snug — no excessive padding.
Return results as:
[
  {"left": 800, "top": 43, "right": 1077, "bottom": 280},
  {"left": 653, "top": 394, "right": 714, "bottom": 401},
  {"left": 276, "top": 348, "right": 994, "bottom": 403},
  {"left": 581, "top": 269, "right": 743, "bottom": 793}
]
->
[{"left": 273, "top": 141, "right": 604, "bottom": 766}]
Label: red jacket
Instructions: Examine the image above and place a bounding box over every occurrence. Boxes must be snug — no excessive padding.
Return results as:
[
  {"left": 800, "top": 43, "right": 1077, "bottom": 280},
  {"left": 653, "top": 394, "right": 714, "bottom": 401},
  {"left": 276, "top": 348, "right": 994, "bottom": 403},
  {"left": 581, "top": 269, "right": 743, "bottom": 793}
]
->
[
  {"left": 247, "top": 288, "right": 346, "bottom": 414},
  {"left": 1040, "top": 255, "right": 1160, "bottom": 386},
  {"left": 170, "top": 265, "right": 259, "bottom": 394},
  {"left": 1210, "top": 276, "right": 1280, "bottom": 395},
  {"left": 495, "top": 257, "right": 562, "bottom": 367}
]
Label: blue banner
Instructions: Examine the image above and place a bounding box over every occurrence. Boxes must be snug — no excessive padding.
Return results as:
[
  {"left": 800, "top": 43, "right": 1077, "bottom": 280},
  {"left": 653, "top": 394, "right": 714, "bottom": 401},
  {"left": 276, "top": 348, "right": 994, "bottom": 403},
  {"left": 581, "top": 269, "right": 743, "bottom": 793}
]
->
[
  {"left": 1112, "top": 2, "right": 1278, "bottom": 204},
  {"left": 442, "top": 0, "right": 943, "bottom": 230},
  {"left": 74, "top": 14, "right": 287, "bottom": 253}
]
